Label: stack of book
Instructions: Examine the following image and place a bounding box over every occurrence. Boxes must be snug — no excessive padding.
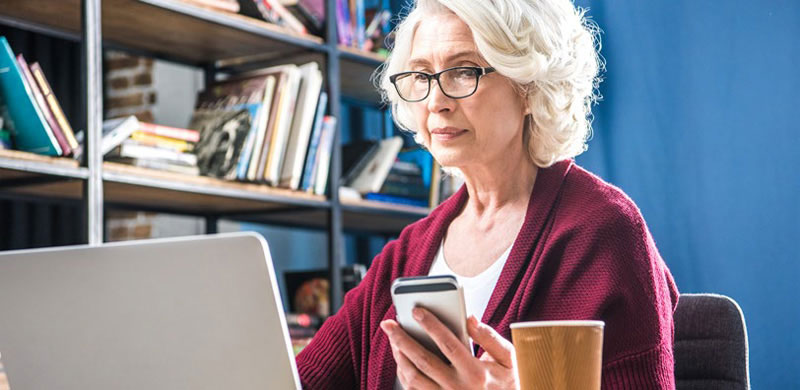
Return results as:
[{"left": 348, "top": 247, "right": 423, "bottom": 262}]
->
[
  {"left": 0, "top": 37, "right": 78, "bottom": 157},
  {"left": 110, "top": 122, "right": 201, "bottom": 176},
  {"left": 189, "top": 61, "right": 336, "bottom": 194}
]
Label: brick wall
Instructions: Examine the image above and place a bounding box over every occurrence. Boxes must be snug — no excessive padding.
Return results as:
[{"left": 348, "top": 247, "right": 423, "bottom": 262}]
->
[
  {"left": 105, "top": 50, "right": 156, "bottom": 123},
  {"left": 104, "top": 51, "right": 157, "bottom": 239}
]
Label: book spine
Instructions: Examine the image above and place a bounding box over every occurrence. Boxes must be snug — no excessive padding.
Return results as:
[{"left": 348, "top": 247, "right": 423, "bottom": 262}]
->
[
  {"left": 313, "top": 116, "right": 337, "bottom": 195},
  {"left": 130, "top": 131, "right": 194, "bottom": 152},
  {"left": 138, "top": 122, "right": 200, "bottom": 142},
  {"left": 300, "top": 91, "right": 327, "bottom": 191},
  {"left": 355, "top": 0, "right": 365, "bottom": 49},
  {"left": 119, "top": 141, "right": 198, "bottom": 166},
  {"left": 30, "top": 63, "right": 79, "bottom": 150},
  {"left": 265, "top": 0, "right": 308, "bottom": 34},
  {"left": 17, "top": 55, "right": 71, "bottom": 156}
]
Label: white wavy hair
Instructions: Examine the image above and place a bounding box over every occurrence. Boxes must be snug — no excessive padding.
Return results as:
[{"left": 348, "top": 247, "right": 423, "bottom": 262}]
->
[{"left": 374, "top": 0, "right": 603, "bottom": 168}]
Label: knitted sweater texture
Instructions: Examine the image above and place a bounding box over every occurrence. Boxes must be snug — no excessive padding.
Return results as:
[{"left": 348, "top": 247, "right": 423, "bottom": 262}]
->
[{"left": 296, "top": 160, "right": 679, "bottom": 389}]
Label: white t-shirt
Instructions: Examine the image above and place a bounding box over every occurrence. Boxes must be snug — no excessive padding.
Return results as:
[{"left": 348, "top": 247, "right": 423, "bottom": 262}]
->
[
  {"left": 427, "top": 239, "right": 512, "bottom": 323},
  {"left": 395, "top": 240, "right": 512, "bottom": 389}
]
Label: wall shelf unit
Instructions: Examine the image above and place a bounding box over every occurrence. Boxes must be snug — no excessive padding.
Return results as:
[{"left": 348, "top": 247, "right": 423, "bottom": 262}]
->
[{"left": 0, "top": 0, "right": 428, "bottom": 311}]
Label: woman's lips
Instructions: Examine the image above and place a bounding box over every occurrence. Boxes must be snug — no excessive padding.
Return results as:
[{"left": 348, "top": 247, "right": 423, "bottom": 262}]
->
[{"left": 430, "top": 127, "right": 467, "bottom": 141}]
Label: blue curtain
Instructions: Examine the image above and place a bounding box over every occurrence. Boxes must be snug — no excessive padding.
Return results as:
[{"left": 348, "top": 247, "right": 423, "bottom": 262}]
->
[{"left": 573, "top": 1, "right": 799, "bottom": 387}]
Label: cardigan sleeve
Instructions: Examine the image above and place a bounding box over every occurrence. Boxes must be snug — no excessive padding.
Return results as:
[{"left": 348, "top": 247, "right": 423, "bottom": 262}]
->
[
  {"left": 535, "top": 179, "right": 679, "bottom": 390},
  {"left": 295, "top": 238, "right": 402, "bottom": 389}
]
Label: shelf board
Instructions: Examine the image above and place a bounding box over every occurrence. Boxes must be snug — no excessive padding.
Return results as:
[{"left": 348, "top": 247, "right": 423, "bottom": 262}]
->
[
  {"left": 0, "top": 149, "right": 87, "bottom": 179},
  {"left": 0, "top": 150, "right": 87, "bottom": 203},
  {"left": 338, "top": 46, "right": 386, "bottom": 104},
  {"left": 102, "top": 161, "right": 329, "bottom": 217},
  {"left": 0, "top": 0, "right": 326, "bottom": 64}
]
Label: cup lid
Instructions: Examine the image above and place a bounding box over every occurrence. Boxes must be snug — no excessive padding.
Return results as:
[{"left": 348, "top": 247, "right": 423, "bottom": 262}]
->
[{"left": 510, "top": 320, "right": 605, "bottom": 329}]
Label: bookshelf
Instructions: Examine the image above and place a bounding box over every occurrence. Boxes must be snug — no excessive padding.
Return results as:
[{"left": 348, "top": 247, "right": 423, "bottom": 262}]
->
[{"left": 0, "top": 0, "right": 427, "bottom": 311}]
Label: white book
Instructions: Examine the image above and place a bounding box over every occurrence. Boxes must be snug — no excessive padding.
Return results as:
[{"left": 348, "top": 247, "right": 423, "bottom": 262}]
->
[
  {"left": 74, "top": 115, "right": 140, "bottom": 159},
  {"left": 264, "top": 64, "right": 301, "bottom": 186},
  {"left": 313, "top": 116, "right": 338, "bottom": 196},
  {"left": 245, "top": 74, "right": 277, "bottom": 181},
  {"left": 348, "top": 136, "right": 403, "bottom": 194},
  {"left": 279, "top": 62, "right": 323, "bottom": 190},
  {"left": 118, "top": 141, "right": 197, "bottom": 167}
]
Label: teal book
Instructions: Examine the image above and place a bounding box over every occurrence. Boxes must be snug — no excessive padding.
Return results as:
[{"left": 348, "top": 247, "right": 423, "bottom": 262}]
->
[{"left": 0, "top": 36, "right": 61, "bottom": 156}]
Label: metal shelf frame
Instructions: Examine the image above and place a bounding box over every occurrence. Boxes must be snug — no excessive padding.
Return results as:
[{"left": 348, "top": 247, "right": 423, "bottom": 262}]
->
[{"left": 0, "top": 0, "right": 420, "bottom": 311}]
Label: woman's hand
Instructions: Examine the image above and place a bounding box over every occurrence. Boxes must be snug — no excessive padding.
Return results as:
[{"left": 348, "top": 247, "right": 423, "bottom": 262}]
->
[{"left": 380, "top": 307, "right": 519, "bottom": 390}]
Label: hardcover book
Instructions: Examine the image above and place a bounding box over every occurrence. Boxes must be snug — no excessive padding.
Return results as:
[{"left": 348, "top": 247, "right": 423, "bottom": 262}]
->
[{"left": 0, "top": 37, "right": 61, "bottom": 156}]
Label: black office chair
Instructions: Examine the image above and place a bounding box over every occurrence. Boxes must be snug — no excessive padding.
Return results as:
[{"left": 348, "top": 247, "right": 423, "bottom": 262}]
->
[{"left": 674, "top": 293, "right": 750, "bottom": 390}]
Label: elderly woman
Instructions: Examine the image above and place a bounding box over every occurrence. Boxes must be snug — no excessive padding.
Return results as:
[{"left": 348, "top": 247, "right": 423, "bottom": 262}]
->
[{"left": 297, "top": 0, "right": 678, "bottom": 388}]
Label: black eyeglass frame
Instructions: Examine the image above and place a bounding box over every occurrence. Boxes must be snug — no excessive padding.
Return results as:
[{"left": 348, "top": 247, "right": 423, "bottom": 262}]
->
[{"left": 389, "top": 66, "right": 496, "bottom": 102}]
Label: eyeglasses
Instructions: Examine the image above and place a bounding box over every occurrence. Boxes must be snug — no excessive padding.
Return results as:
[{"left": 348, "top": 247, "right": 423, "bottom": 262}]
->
[{"left": 389, "top": 66, "right": 496, "bottom": 102}]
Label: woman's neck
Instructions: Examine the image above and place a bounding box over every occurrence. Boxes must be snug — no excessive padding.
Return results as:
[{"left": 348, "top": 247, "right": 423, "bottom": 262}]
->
[{"left": 458, "top": 152, "right": 538, "bottom": 219}]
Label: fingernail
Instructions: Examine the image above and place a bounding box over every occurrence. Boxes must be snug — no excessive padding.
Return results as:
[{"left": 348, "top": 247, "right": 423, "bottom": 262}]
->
[{"left": 412, "top": 307, "right": 424, "bottom": 321}]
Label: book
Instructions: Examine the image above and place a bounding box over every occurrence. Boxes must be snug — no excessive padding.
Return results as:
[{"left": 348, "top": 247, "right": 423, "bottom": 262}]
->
[
  {"left": 193, "top": 107, "right": 252, "bottom": 179},
  {"left": 73, "top": 115, "right": 141, "bottom": 159},
  {"left": 312, "top": 116, "right": 337, "bottom": 195},
  {"left": 178, "top": 0, "right": 241, "bottom": 12},
  {"left": 130, "top": 131, "right": 195, "bottom": 153},
  {"left": 29, "top": 62, "right": 79, "bottom": 151},
  {"left": 348, "top": 136, "right": 403, "bottom": 194},
  {"left": 279, "top": 0, "right": 324, "bottom": 35},
  {"left": 279, "top": 62, "right": 323, "bottom": 190},
  {"left": 238, "top": 0, "right": 280, "bottom": 23},
  {"left": 138, "top": 122, "right": 200, "bottom": 142},
  {"left": 0, "top": 37, "right": 61, "bottom": 156},
  {"left": 263, "top": 64, "right": 301, "bottom": 186},
  {"left": 264, "top": 0, "right": 308, "bottom": 34},
  {"left": 341, "top": 140, "right": 379, "bottom": 185},
  {"left": 429, "top": 160, "right": 441, "bottom": 207},
  {"left": 116, "top": 140, "right": 198, "bottom": 166},
  {"left": 111, "top": 156, "right": 201, "bottom": 176},
  {"left": 16, "top": 54, "right": 71, "bottom": 156},
  {"left": 254, "top": 70, "right": 289, "bottom": 181},
  {"left": 299, "top": 91, "right": 327, "bottom": 192}
]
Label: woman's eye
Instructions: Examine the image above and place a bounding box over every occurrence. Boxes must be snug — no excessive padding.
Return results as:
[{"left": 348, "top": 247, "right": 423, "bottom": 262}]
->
[{"left": 413, "top": 74, "right": 428, "bottom": 82}]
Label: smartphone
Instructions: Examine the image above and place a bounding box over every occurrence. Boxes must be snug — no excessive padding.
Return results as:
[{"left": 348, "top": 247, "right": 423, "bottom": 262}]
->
[{"left": 390, "top": 275, "right": 471, "bottom": 363}]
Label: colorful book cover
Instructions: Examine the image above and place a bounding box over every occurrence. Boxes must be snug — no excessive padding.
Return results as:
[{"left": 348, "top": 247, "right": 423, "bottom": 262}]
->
[
  {"left": 30, "top": 62, "right": 79, "bottom": 150},
  {"left": 0, "top": 37, "right": 61, "bottom": 156},
  {"left": 17, "top": 54, "right": 71, "bottom": 156}
]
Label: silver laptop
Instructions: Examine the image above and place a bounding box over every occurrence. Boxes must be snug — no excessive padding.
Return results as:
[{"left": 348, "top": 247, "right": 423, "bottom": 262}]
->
[{"left": 0, "top": 232, "right": 302, "bottom": 390}]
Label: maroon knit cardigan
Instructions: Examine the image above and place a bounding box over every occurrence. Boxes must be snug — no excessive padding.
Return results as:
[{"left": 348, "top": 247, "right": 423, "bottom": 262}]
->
[{"left": 297, "top": 160, "right": 679, "bottom": 389}]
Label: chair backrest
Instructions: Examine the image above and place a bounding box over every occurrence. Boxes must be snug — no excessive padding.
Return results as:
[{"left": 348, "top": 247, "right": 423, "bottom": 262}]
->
[{"left": 674, "top": 293, "right": 750, "bottom": 390}]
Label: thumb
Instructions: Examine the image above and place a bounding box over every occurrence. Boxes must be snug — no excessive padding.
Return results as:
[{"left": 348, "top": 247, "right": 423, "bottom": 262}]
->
[{"left": 467, "top": 316, "right": 515, "bottom": 368}]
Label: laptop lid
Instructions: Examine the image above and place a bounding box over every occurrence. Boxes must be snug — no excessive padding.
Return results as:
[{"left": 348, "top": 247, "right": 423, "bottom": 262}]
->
[{"left": 0, "top": 232, "right": 301, "bottom": 390}]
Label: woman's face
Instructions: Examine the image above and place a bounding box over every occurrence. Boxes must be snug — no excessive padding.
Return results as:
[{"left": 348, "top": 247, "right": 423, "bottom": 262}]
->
[{"left": 407, "top": 12, "right": 529, "bottom": 170}]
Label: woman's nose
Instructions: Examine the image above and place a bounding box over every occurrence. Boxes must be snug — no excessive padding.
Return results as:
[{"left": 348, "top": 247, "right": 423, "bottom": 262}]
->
[{"left": 426, "top": 79, "right": 454, "bottom": 113}]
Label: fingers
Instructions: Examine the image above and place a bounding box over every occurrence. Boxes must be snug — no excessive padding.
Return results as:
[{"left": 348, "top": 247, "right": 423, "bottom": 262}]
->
[
  {"left": 381, "top": 320, "right": 454, "bottom": 385},
  {"left": 466, "top": 316, "right": 515, "bottom": 368},
  {"left": 410, "top": 307, "right": 474, "bottom": 371},
  {"left": 393, "top": 346, "right": 439, "bottom": 390}
]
